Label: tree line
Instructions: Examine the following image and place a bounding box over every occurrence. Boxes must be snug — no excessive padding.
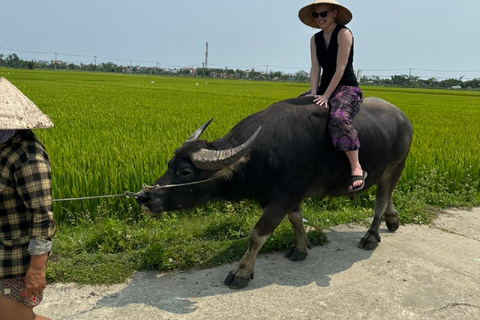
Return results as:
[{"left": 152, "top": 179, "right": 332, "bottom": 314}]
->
[
  {"left": 1, "top": 53, "right": 479, "bottom": 89},
  {"left": 0, "top": 53, "right": 308, "bottom": 81},
  {"left": 362, "top": 74, "right": 480, "bottom": 90}
]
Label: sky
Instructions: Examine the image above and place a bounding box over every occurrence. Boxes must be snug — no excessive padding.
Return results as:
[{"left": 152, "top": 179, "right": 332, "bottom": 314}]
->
[{"left": 1, "top": 0, "right": 479, "bottom": 80}]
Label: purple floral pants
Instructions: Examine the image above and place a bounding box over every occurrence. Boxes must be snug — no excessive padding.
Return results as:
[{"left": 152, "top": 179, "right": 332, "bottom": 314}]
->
[{"left": 328, "top": 86, "right": 364, "bottom": 151}]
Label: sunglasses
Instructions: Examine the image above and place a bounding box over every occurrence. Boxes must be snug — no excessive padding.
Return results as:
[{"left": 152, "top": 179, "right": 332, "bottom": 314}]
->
[{"left": 311, "top": 11, "right": 331, "bottom": 19}]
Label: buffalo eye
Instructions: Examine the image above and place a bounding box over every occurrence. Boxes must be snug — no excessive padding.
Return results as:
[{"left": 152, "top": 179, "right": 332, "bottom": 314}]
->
[{"left": 177, "top": 168, "right": 193, "bottom": 178}]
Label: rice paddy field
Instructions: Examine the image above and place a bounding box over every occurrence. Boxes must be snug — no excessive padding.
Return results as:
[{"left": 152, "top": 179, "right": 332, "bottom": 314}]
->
[
  {"left": 2, "top": 68, "right": 479, "bottom": 221},
  {"left": 1, "top": 67, "right": 479, "bottom": 283}
]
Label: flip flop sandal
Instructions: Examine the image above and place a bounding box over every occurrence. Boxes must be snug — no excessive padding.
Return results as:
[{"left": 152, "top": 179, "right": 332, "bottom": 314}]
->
[{"left": 348, "top": 171, "right": 367, "bottom": 193}]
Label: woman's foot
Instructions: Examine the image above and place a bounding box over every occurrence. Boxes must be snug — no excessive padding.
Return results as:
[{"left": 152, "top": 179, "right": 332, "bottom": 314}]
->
[{"left": 348, "top": 170, "right": 367, "bottom": 192}]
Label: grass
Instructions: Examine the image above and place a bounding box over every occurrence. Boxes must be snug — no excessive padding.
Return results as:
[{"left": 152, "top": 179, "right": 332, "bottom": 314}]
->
[
  {"left": 47, "top": 201, "right": 328, "bottom": 284},
  {"left": 1, "top": 68, "right": 479, "bottom": 284}
]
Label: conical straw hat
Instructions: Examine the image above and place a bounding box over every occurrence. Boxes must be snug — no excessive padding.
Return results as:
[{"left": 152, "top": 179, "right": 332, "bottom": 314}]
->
[
  {"left": 299, "top": 0, "right": 352, "bottom": 28},
  {"left": 0, "top": 77, "right": 54, "bottom": 130}
]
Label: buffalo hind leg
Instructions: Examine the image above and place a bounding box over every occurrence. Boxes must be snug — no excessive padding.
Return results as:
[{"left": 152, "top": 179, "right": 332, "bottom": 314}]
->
[
  {"left": 384, "top": 199, "right": 400, "bottom": 232},
  {"left": 358, "top": 167, "right": 402, "bottom": 250},
  {"left": 358, "top": 183, "right": 390, "bottom": 250},
  {"left": 285, "top": 205, "right": 311, "bottom": 261},
  {"left": 224, "top": 200, "right": 292, "bottom": 289}
]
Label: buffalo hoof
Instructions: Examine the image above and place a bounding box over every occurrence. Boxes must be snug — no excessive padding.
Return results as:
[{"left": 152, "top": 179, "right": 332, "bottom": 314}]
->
[
  {"left": 385, "top": 215, "right": 400, "bottom": 232},
  {"left": 357, "top": 231, "right": 380, "bottom": 250},
  {"left": 284, "top": 246, "right": 308, "bottom": 261},
  {"left": 223, "top": 270, "right": 253, "bottom": 289}
]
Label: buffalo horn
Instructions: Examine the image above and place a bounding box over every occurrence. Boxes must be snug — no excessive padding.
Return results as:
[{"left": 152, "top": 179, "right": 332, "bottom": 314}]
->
[
  {"left": 185, "top": 119, "right": 214, "bottom": 143},
  {"left": 191, "top": 126, "right": 261, "bottom": 171}
]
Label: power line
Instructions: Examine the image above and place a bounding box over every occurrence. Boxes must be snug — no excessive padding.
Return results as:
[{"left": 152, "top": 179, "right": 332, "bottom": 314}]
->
[
  {"left": 414, "top": 68, "right": 480, "bottom": 73},
  {"left": 1, "top": 46, "right": 479, "bottom": 77}
]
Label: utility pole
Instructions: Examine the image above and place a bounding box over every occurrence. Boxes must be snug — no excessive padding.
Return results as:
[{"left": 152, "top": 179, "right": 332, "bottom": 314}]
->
[
  {"left": 94, "top": 56, "right": 97, "bottom": 71},
  {"left": 54, "top": 53, "right": 57, "bottom": 70},
  {"left": 204, "top": 42, "right": 208, "bottom": 70}
]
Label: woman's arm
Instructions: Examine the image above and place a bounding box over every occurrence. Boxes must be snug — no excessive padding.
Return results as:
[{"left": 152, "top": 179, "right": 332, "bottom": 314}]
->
[
  {"left": 15, "top": 157, "right": 55, "bottom": 243},
  {"left": 309, "top": 35, "right": 321, "bottom": 95}
]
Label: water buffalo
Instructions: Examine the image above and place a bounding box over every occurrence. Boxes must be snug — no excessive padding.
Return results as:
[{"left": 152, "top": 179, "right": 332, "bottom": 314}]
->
[{"left": 133, "top": 96, "right": 413, "bottom": 289}]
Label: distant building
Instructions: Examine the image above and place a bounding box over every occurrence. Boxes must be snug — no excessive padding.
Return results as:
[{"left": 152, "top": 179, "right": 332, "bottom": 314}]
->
[
  {"left": 450, "top": 85, "right": 461, "bottom": 89},
  {"left": 296, "top": 70, "right": 309, "bottom": 77}
]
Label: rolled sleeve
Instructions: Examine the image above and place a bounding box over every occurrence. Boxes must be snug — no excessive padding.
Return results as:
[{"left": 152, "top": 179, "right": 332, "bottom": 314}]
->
[{"left": 28, "top": 238, "right": 53, "bottom": 255}]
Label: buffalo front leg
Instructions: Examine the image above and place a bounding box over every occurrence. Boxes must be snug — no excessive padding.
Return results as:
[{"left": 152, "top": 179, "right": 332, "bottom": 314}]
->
[
  {"left": 285, "top": 205, "right": 311, "bottom": 261},
  {"left": 224, "top": 200, "right": 291, "bottom": 289},
  {"left": 223, "top": 229, "right": 269, "bottom": 289}
]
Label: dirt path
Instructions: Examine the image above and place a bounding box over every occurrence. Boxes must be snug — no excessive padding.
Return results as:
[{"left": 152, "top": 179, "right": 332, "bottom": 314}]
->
[{"left": 37, "top": 208, "right": 480, "bottom": 320}]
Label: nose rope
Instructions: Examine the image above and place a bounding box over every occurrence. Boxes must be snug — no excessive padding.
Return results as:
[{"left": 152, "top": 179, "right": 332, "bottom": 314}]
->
[
  {"left": 52, "top": 178, "right": 218, "bottom": 202},
  {"left": 52, "top": 193, "right": 127, "bottom": 202},
  {"left": 140, "top": 177, "right": 218, "bottom": 192}
]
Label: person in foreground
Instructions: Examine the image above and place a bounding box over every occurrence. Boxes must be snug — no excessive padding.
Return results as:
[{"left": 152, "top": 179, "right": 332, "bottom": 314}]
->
[
  {"left": 0, "top": 77, "right": 55, "bottom": 320},
  {"left": 299, "top": 0, "right": 366, "bottom": 192}
]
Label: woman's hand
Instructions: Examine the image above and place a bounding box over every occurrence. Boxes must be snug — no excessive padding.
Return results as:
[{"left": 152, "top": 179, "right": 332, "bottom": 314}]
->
[
  {"left": 25, "top": 253, "right": 48, "bottom": 301},
  {"left": 312, "top": 94, "right": 329, "bottom": 108}
]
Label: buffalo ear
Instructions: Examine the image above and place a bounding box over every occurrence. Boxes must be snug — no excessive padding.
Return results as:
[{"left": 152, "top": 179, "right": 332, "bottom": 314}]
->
[
  {"left": 214, "top": 155, "right": 250, "bottom": 180},
  {"left": 185, "top": 119, "right": 214, "bottom": 143},
  {"left": 191, "top": 126, "right": 261, "bottom": 171}
]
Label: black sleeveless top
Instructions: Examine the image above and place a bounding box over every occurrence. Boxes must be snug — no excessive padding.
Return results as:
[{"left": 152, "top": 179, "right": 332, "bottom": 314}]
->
[{"left": 315, "top": 24, "right": 358, "bottom": 95}]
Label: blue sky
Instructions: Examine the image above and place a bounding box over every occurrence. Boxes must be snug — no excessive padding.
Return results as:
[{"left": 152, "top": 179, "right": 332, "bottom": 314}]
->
[{"left": 1, "top": 0, "right": 479, "bottom": 80}]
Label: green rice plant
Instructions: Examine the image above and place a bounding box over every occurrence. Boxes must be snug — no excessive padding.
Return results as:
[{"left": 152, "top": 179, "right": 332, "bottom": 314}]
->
[
  {"left": 363, "top": 86, "right": 480, "bottom": 198},
  {"left": 3, "top": 69, "right": 307, "bottom": 221}
]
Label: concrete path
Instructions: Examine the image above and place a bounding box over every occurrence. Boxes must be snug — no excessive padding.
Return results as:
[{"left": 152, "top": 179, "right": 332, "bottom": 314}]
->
[{"left": 37, "top": 208, "right": 480, "bottom": 320}]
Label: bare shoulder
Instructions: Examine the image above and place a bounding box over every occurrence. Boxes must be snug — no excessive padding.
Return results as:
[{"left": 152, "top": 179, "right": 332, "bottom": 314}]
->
[
  {"left": 337, "top": 27, "right": 353, "bottom": 44},
  {"left": 310, "top": 34, "right": 317, "bottom": 48},
  {"left": 338, "top": 27, "right": 353, "bottom": 38}
]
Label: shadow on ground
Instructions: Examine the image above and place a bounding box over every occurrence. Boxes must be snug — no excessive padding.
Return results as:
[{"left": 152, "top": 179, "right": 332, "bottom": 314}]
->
[{"left": 93, "top": 226, "right": 381, "bottom": 314}]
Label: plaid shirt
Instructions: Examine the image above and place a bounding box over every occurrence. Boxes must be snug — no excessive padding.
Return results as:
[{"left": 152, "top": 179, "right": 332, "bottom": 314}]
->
[{"left": 0, "top": 130, "right": 55, "bottom": 278}]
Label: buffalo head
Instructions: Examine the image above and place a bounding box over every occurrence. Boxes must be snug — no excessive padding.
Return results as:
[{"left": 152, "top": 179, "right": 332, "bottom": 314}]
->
[{"left": 133, "top": 120, "right": 261, "bottom": 216}]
